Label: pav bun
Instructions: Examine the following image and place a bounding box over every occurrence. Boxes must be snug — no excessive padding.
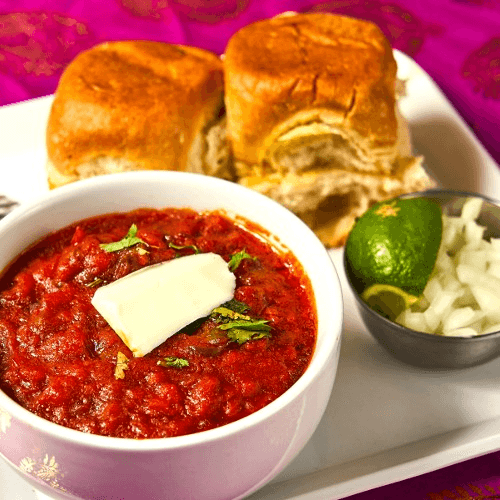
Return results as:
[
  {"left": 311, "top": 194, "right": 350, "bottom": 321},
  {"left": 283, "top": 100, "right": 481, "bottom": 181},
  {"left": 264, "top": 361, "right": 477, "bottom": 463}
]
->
[
  {"left": 223, "top": 12, "right": 435, "bottom": 246},
  {"left": 46, "top": 40, "right": 231, "bottom": 188},
  {"left": 45, "top": 15, "right": 435, "bottom": 248}
]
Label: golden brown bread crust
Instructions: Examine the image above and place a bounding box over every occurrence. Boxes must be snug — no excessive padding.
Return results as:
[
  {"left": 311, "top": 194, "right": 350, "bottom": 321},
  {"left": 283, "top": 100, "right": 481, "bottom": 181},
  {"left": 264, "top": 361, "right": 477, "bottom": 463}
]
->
[
  {"left": 46, "top": 40, "right": 226, "bottom": 188},
  {"left": 45, "top": 17, "right": 434, "bottom": 248},
  {"left": 224, "top": 12, "right": 435, "bottom": 247},
  {"left": 224, "top": 13, "right": 399, "bottom": 174}
]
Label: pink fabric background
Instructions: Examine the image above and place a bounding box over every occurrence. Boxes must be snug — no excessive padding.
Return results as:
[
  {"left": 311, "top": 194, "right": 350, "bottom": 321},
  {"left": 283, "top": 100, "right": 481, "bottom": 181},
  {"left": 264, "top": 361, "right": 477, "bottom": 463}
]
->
[{"left": 1, "top": 1, "right": 500, "bottom": 498}]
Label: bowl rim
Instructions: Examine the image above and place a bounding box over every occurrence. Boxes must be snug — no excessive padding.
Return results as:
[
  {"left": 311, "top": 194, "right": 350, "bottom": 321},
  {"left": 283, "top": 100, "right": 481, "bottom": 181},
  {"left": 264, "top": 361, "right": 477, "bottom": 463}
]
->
[
  {"left": 0, "top": 170, "right": 343, "bottom": 451},
  {"left": 343, "top": 188, "right": 500, "bottom": 344}
]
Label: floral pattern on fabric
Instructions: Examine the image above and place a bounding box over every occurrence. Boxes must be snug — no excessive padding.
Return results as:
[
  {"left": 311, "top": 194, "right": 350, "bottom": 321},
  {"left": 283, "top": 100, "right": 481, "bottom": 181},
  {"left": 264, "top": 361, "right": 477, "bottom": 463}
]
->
[
  {"left": 462, "top": 37, "right": 500, "bottom": 99},
  {"left": 305, "top": 0, "right": 445, "bottom": 56},
  {"left": 170, "top": 0, "right": 251, "bottom": 23},
  {"left": 0, "top": 11, "right": 96, "bottom": 105}
]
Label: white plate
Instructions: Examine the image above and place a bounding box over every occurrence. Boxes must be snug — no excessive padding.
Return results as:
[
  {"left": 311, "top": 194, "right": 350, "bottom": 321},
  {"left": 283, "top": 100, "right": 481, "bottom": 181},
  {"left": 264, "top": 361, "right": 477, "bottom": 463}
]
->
[{"left": 1, "top": 51, "right": 500, "bottom": 500}]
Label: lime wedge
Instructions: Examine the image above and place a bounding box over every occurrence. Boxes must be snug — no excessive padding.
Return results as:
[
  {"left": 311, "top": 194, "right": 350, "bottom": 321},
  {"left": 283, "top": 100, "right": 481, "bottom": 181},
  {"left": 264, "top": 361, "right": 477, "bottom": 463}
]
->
[
  {"left": 361, "top": 284, "right": 420, "bottom": 320},
  {"left": 345, "top": 197, "right": 442, "bottom": 297}
]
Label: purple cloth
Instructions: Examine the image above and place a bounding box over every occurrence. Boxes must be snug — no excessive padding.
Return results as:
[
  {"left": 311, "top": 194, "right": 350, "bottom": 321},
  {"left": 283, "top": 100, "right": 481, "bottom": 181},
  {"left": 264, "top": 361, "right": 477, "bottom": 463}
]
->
[
  {"left": 1, "top": 1, "right": 500, "bottom": 498},
  {"left": 1, "top": 0, "right": 500, "bottom": 165},
  {"left": 346, "top": 452, "right": 500, "bottom": 499}
]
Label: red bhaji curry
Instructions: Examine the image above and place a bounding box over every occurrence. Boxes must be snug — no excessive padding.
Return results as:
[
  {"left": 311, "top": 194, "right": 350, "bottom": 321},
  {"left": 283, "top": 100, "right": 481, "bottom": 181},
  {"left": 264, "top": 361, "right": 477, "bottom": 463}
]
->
[{"left": 0, "top": 208, "right": 316, "bottom": 439}]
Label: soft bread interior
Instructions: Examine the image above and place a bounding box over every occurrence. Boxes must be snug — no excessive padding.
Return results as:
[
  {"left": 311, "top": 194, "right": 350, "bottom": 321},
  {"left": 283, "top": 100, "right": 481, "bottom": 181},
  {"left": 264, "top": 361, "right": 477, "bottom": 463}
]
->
[
  {"left": 240, "top": 155, "right": 431, "bottom": 213},
  {"left": 234, "top": 97, "right": 435, "bottom": 247},
  {"left": 298, "top": 157, "right": 434, "bottom": 247},
  {"left": 186, "top": 116, "right": 234, "bottom": 180},
  {"left": 237, "top": 105, "right": 435, "bottom": 248},
  {"left": 240, "top": 156, "right": 434, "bottom": 247},
  {"left": 237, "top": 105, "right": 413, "bottom": 179}
]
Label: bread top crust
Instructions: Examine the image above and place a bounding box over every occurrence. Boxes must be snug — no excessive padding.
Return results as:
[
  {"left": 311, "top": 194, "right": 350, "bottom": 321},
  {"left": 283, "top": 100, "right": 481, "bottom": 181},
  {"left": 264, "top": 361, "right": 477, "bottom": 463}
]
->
[
  {"left": 47, "top": 40, "right": 224, "bottom": 176},
  {"left": 223, "top": 13, "right": 398, "bottom": 167}
]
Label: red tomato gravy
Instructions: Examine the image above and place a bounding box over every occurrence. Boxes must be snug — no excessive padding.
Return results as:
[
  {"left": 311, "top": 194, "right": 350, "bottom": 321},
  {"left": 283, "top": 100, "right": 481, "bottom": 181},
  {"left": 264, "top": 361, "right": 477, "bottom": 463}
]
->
[{"left": 0, "top": 208, "right": 317, "bottom": 439}]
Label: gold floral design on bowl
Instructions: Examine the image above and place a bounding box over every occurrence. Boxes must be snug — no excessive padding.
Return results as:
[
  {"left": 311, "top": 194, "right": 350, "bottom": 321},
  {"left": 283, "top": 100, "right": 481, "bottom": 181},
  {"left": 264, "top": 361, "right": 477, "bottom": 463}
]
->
[
  {"left": 19, "top": 454, "right": 66, "bottom": 492},
  {"left": 0, "top": 406, "right": 11, "bottom": 438}
]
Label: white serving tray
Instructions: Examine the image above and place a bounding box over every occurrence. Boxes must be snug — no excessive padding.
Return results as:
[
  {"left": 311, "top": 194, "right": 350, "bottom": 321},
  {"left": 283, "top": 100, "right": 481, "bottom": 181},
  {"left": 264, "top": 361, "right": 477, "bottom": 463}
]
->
[{"left": 1, "top": 51, "right": 500, "bottom": 500}]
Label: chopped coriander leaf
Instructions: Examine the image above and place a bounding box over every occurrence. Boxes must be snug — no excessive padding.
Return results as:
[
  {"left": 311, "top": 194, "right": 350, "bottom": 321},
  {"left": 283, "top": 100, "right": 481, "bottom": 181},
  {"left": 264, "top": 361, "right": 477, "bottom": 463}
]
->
[
  {"left": 177, "top": 299, "right": 269, "bottom": 346},
  {"left": 211, "top": 307, "right": 252, "bottom": 321},
  {"left": 181, "top": 300, "right": 252, "bottom": 336},
  {"left": 210, "top": 299, "right": 271, "bottom": 344},
  {"left": 217, "top": 319, "right": 271, "bottom": 332},
  {"left": 226, "top": 328, "right": 271, "bottom": 345},
  {"left": 114, "top": 352, "right": 129, "bottom": 379},
  {"left": 86, "top": 277, "right": 104, "bottom": 288},
  {"left": 218, "top": 318, "right": 271, "bottom": 345},
  {"left": 219, "top": 299, "right": 249, "bottom": 314},
  {"left": 228, "top": 249, "right": 257, "bottom": 271},
  {"left": 100, "top": 224, "right": 147, "bottom": 253},
  {"left": 169, "top": 243, "right": 200, "bottom": 254},
  {"left": 157, "top": 356, "right": 189, "bottom": 369}
]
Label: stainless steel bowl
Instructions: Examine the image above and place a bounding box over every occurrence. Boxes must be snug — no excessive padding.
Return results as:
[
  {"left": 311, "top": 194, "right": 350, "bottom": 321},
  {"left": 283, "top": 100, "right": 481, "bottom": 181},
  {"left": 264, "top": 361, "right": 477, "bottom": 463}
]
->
[{"left": 344, "top": 189, "right": 500, "bottom": 370}]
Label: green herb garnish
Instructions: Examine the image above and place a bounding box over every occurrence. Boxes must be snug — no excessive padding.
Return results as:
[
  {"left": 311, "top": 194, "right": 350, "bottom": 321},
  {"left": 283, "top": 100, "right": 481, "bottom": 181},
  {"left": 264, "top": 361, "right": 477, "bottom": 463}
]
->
[
  {"left": 225, "top": 328, "right": 271, "bottom": 344},
  {"left": 180, "top": 300, "right": 249, "bottom": 335},
  {"left": 100, "top": 224, "right": 147, "bottom": 253},
  {"left": 228, "top": 249, "right": 257, "bottom": 271},
  {"left": 211, "top": 307, "right": 251, "bottom": 321},
  {"left": 212, "top": 301, "right": 271, "bottom": 344},
  {"left": 86, "top": 277, "right": 104, "bottom": 288},
  {"left": 218, "top": 299, "right": 250, "bottom": 314},
  {"left": 157, "top": 356, "right": 190, "bottom": 369},
  {"left": 217, "top": 319, "right": 270, "bottom": 331},
  {"left": 211, "top": 299, "right": 252, "bottom": 321},
  {"left": 169, "top": 243, "right": 200, "bottom": 254},
  {"left": 176, "top": 299, "right": 271, "bottom": 345}
]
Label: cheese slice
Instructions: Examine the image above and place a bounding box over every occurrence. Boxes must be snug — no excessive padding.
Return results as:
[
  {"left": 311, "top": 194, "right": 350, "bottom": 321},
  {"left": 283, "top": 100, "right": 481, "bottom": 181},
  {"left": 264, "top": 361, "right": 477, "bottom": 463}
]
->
[{"left": 91, "top": 252, "right": 236, "bottom": 357}]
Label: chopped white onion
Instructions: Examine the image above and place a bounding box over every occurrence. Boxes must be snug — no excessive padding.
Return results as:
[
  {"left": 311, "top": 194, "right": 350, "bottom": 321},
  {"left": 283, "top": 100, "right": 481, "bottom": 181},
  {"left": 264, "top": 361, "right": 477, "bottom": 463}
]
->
[{"left": 395, "top": 197, "right": 500, "bottom": 337}]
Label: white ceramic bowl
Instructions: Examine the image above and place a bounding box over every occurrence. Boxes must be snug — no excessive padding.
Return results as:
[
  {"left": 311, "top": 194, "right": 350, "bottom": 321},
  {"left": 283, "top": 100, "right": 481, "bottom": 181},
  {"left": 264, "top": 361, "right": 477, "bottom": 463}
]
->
[{"left": 0, "top": 171, "right": 343, "bottom": 500}]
